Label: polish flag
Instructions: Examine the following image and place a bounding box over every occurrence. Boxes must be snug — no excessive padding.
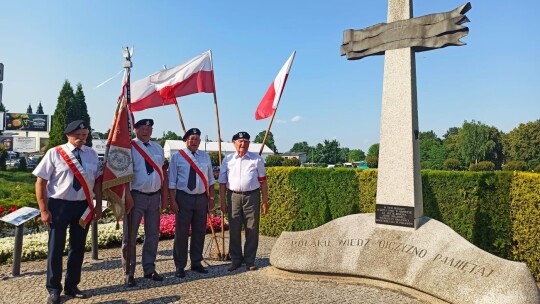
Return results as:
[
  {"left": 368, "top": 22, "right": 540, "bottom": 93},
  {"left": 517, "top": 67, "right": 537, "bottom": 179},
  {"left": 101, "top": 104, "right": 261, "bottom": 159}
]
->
[
  {"left": 102, "top": 71, "right": 134, "bottom": 219},
  {"left": 130, "top": 50, "right": 215, "bottom": 112},
  {"left": 255, "top": 51, "right": 296, "bottom": 120}
]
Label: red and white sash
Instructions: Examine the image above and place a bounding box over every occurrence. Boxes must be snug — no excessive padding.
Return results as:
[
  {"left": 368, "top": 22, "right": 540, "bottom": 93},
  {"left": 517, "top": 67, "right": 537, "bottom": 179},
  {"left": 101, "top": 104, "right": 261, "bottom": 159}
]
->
[
  {"left": 179, "top": 149, "right": 209, "bottom": 198},
  {"left": 131, "top": 141, "right": 164, "bottom": 183},
  {"left": 56, "top": 145, "right": 94, "bottom": 228}
]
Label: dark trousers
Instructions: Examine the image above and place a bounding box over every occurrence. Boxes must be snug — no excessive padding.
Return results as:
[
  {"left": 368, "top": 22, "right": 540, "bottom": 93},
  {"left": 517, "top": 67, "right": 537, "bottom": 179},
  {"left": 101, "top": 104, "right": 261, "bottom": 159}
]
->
[
  {"left": 121, "top": 191, "right": 161, "bottom": 276},
  {"left": 228, "top": 189, "right": 261, "bottom": 265},
  {"left": 46, "top": 198, "right": 90, "bottom": 295},
  {"left": 173, "top": 191, "right": 208, "bottom": 270}
]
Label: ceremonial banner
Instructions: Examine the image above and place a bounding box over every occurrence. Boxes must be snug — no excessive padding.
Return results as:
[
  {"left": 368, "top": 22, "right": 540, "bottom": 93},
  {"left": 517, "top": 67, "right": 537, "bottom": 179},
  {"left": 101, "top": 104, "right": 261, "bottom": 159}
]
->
[
  {"left": 130, "top": 50, "right": 214, "bottom": 112},
  {"left": 255, "top": 51, "right": 296, "bottom": 120},
  {"left": 102, "top": 72, "right": 134, "bottom": 218}
]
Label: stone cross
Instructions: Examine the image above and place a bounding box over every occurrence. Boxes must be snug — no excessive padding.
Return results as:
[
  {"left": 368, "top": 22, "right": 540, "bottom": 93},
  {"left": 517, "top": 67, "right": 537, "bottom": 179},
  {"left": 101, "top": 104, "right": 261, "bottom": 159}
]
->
[{"left": 341, "top": 1, "right": 471, "bottom": 229}]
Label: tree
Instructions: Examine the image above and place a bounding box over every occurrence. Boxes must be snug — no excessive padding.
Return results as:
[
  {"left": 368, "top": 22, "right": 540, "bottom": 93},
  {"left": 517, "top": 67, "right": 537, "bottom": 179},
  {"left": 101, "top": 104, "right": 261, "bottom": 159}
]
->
[
  {"left": 47, "top": 80, "right": 75, "bottom": 149},
  {"left": 348, "top": 149, "right": 366, "bottom": 162},
  {"left": 419, "top": 131, "right": 447, "bottom": 170},
  {"left": 442, "top": 127, "right": 461, "bottom": 161},
  {"left": 290, "top": 141, "right": 310, "bottom": 153},
  {"left": 367, "top": 143, "right": 379, "bottom": 158},
  {"left": 458, "top": 120, "right": 497, "bottom": 165},
  {"left": 36, "top": 101, "right": 44, "bottom": 114},
  {"left": 254, "top": 131, "right": 277, "bottom": 153},
  {"left": 73, "top": 83, "right": 93, "bottom": 147},
  {"left": 208, "top": 151, "right": 224, "bottom": 167},
  {"left": 503, "top": 119, "right": 540, "bottom": 169},
  {"left": 265, "top": 154, "right": 283, "bottom": 167},
  {"left": 159, "top": 131, "right": 179, "bottom": 147}
]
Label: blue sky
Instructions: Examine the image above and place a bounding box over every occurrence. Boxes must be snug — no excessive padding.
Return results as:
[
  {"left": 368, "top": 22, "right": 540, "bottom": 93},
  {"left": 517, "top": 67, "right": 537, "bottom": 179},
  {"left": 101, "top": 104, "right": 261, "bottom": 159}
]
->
[{"left": 1, "top": 1, "right": 538, "bottom": 153}]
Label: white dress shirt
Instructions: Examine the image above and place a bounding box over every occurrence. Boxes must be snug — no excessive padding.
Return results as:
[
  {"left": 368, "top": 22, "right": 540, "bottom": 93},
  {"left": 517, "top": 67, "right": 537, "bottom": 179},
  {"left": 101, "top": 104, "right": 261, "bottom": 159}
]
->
[
  {"left": 218, "top": 151, "right": 266, "bottom": 192},
  {"left": 131, "top": 139, "right": 164, "bottom": 193},
  {"left": 168, "top": 148, "right": 215, "bottom": 194},
  {"left": 33, "top": 143, "right": 100, "bottom": 201}
]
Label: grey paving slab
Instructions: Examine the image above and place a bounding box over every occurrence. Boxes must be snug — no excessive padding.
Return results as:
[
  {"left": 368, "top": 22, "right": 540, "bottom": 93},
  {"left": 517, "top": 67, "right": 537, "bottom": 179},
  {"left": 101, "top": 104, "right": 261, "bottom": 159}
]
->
[{"left": 0, "top": 235, "right": 448, "bottom": 303}]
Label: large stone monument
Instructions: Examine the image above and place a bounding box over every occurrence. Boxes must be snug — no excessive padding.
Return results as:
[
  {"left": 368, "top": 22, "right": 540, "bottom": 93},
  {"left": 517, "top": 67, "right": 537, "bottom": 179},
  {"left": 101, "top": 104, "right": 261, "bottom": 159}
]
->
[{"left": 269, "top": 1, "right": 539, "bottom": 303}]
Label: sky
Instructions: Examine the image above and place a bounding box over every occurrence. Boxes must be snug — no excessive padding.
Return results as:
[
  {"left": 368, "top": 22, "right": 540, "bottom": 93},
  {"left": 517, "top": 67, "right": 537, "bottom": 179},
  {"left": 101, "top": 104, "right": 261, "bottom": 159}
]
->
[{"left": 1, "top": 1, "right": 539, "bottom": 153}]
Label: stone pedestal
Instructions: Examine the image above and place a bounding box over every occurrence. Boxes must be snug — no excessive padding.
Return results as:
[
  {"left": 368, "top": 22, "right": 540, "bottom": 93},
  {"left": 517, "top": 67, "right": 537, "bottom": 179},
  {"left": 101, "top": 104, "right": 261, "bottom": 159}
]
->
[{"left": 270, "top": 214, "right": 539, "bottom": 304}]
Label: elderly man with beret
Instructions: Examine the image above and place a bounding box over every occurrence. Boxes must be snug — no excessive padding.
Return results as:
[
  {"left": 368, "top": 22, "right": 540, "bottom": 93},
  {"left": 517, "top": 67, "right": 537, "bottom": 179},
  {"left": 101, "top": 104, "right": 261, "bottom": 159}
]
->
[
  {"left": 33, "top": 120, "right": 102, "bottom": 304},
  {"left": 219, "top": 131, "right": 269, "bottom": 272},
  {"left": 168, "top": 127, "right": 215, "bottom": 278},
  {"left": 122, "top": 119, "right": 169, "bottom": 287}
]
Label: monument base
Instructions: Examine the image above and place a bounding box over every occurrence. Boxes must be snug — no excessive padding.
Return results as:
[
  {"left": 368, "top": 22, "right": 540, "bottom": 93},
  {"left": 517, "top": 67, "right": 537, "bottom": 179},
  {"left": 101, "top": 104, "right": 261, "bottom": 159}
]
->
[{"left": 269, "top": 214, "right": 539, "bottom": 304}]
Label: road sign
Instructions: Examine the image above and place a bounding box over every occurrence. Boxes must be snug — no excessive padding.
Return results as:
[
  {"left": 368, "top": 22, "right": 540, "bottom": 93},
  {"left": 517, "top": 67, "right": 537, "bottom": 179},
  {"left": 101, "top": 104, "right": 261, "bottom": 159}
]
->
[{"left": 0, "top": 63, "right": 3, "bottom": 81}]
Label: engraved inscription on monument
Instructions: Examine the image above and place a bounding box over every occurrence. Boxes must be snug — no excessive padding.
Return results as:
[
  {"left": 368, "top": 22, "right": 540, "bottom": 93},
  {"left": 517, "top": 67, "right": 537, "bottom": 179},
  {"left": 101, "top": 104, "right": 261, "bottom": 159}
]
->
[{"left": 375, "top": 204, "right": 414, "bottom": 227}]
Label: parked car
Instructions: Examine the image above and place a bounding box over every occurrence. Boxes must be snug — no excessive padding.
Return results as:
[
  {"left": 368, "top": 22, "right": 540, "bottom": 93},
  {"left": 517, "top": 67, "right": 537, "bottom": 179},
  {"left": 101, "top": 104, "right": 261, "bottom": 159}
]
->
[
  {"left": 6, "top": 158, "right": 20, "bottom": 167},
  {"left": 27, "top": 159, "right": 38, "bottom": 169}
]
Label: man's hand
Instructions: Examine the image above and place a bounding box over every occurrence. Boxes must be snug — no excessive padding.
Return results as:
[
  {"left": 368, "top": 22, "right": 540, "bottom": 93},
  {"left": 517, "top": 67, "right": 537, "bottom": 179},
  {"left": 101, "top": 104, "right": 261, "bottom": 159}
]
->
[
  {"left": 169, "top": 200, "right": 179, "bottom": 213},
  {"left": 220, "top": 199, "right": 228, "bottom": 214},
  {"left": 262, "top": 202, "right": 268, "bottom": 215},
  {"left": 93, "top": 208, "right": 103, "bottom": 222},
  {"left": 125, "top": 195, "right": 134, "bottom": 214},
  {"left": 40, "top": 210, "right": 52, "bottom": 228},
  {"left": 160, "top": 197, "right": 168, "bottom": 210}
]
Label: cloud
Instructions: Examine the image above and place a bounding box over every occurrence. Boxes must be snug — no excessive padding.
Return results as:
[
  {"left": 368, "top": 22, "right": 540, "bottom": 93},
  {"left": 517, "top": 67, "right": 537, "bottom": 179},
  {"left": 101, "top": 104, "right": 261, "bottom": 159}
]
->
[
  {"left": 276, "top": 119, "right": 287, "bottom": 124},
  {"left": 291, "top": 115, "right": 301, "bottom": 123}
]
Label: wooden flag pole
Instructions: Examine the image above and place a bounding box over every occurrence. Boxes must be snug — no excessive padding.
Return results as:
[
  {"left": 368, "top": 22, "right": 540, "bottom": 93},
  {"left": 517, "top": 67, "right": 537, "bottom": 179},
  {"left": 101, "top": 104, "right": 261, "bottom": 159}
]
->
[
  {"left": 259, "top": 110, "right": 277, "bottom": 155},
  {"left": 174, "top": 101, "right": 187, "bottom": 133}
]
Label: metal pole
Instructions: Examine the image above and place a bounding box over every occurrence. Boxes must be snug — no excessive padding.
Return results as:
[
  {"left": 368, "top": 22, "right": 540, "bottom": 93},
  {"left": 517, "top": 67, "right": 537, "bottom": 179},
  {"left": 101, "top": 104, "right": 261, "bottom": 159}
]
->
[
  {"left": 91, "top": 221, "right": 98, "bottom": 260},
  {"left": 12, "top": 224, "right": 24, "bottom": 276}
]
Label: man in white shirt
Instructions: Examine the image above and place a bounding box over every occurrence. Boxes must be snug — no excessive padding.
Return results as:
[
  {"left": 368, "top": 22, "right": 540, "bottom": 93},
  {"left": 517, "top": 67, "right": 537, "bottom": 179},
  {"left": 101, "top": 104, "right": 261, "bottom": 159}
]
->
[
  {"left": 219, "top": 131, "right": 269, "bottom": 272},
  {"left": 33, "top": 120, "right": 102, "bottom": 304},
  {"left": 168, "top": 128, "right": 215, "bottom": 278},
  {"left": 122, "top": 119, "right": 168, "bottom": 287}
]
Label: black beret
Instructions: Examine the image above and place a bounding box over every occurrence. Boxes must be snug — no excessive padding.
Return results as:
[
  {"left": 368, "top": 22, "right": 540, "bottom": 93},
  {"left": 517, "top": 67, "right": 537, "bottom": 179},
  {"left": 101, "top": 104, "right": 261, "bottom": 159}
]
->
[
  {"left": 183, "top": 128, "right": 201, "bottom": 141},
  {"left": 64, "top": 120, "right": 88, "bottom": 134},
  {"left": 134, "top": 119, "right": 154, "bottom": 128},
  {"left": 232, "top": 131, "right": 250, "bottom": 141}
]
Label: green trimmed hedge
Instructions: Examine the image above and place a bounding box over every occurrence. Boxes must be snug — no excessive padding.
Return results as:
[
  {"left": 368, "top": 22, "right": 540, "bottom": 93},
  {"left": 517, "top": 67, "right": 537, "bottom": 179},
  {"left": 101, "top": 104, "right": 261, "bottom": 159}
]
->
[{"left": 261, "top": 167, "right": 540, "bottom": 280}]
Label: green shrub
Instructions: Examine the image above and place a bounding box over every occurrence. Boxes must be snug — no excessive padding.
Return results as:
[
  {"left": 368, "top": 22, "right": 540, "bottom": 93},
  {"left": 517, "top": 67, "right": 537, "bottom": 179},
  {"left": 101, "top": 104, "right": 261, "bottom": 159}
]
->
[
  {"left": 502, "top": 161, "right": 528, "bottom": 171},
  {"left": 18, "top": 157, "right": 27, "bottom": 171},
  {"left": 443, "top": 158, "right": 462, "bottom": 171},
  {"left": 265, "top": 154, "right": 283, "bottom": 167},
  {"left": 510, "top": 172, "right": 540, "bottom": 281},
  {"left": 366, "top": 156, "right": 378, "bottom": 168},
  {"left": 469, "top": 161, "right": 495, "bottom": 171},
  {"left": 534, "top": 164, "right": 540, "bottom": 173},
  {"left": 282, "top": 158, "right": 300, "bottom": 167}
]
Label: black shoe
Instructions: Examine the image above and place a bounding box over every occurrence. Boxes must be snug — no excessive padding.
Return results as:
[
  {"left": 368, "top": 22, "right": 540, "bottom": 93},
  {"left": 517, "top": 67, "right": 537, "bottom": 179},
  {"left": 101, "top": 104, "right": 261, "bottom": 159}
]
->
[
  {"left": 175, "top": 268, "right": 186, "bottom": 278},
  {"left": 246, "top": 263, "right": 258, "bottom": 271},
  {"left": 227, "top": 263, "right": 241, "bottom": 272},
  {"left": 144, "top": 271, "right": 164, "bottom": 281},
  {"left": 191, "top": 264, "right": 208, "bottom": 274},
  {"left": 64, "top": 287, "right": 88, "bottom": 299},
  {"left": 47, "top": 293, "right": 60, "bottom": 304},
  {"left": 125, "top": 275, "right": 136, "bottom": 287}
]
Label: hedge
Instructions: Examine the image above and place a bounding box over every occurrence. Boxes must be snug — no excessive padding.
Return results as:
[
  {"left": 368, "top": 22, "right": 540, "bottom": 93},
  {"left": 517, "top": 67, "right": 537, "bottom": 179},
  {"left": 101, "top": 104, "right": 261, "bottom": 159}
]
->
[{"left": 262, "top": 167, "right": 540, "bottom": 280}]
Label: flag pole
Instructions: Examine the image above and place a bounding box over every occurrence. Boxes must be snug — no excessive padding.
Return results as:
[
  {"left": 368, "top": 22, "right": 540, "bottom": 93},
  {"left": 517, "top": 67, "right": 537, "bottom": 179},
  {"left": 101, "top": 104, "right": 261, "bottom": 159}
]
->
[
  {"left": 174, "top": 101, "right": 187, "bottom": 133},
  {"left": 122, "top": 46, "right": 134, "bottom": 283},
  {"left": 259, "top": 110, "right": 277, "bottom": 155},
  {"left": 209, "top": 50, "right": 225, "bottom": 258}
]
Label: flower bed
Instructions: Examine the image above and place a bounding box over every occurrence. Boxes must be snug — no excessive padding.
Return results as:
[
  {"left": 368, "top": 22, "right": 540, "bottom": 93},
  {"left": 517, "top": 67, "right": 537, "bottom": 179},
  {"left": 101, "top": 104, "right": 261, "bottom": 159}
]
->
[{"left": 0, "top": 214, "right": 228, "bottom": 265}]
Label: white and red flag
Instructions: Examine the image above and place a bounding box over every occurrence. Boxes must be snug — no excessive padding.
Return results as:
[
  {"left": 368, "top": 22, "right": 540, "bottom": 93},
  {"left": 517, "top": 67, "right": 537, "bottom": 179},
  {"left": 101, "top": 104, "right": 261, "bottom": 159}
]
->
[
  {"left": 129, "top": 50, "right": 215, "bottom": 112},
  {"left": 102, "top": 71, "right": 134, "bottom": 219},
  {"left": 255, "top": 51, "right": 296, "bottom": 120}
]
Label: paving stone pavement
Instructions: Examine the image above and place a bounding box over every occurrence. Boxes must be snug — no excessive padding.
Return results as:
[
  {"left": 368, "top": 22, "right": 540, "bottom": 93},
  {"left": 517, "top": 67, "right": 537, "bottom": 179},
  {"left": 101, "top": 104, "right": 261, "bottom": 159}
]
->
[{"left": 0, "top": 235, "right": 445, "bottom": 304}]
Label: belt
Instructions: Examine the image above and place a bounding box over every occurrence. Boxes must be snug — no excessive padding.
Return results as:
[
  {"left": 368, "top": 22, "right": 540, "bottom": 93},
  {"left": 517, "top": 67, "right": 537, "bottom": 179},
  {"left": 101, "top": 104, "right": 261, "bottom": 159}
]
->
[
  {"left": 132, "top": 189, "right": 160, "bottom": 196},
  {"left": 228, "top": 188, "right": 260, "bottom": 195},
  {"left": 179, "top": 190, "right": 206, "bottom": 197}
]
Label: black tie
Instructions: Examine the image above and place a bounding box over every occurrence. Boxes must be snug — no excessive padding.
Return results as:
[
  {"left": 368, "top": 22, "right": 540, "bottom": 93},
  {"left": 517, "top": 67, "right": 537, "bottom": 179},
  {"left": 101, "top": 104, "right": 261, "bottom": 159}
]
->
[
  {"left": 187, "top": 152, "right": 196, "bottom": 191},
  {"left": 143, "top": 142, "right": 154, "bottom": 175},
  {"left": 73, "top": 148, "right": 82, "bottom": 191}
]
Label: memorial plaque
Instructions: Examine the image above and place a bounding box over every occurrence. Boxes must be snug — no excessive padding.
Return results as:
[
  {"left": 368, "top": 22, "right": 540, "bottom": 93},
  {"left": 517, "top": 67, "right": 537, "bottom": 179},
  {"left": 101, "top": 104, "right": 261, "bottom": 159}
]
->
[{"left": 375, "top": 204, "right": 414, "bottom": 228}]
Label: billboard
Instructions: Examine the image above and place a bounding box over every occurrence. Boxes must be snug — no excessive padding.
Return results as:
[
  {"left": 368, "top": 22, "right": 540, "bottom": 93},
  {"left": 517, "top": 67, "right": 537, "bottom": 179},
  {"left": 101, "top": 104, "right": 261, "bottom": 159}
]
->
[
  {"left": 5, "top": 113, "right": 49, "bottom": 132},
  {"left": 13, "top": 137, "right": 37, "bottom": 153}
]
